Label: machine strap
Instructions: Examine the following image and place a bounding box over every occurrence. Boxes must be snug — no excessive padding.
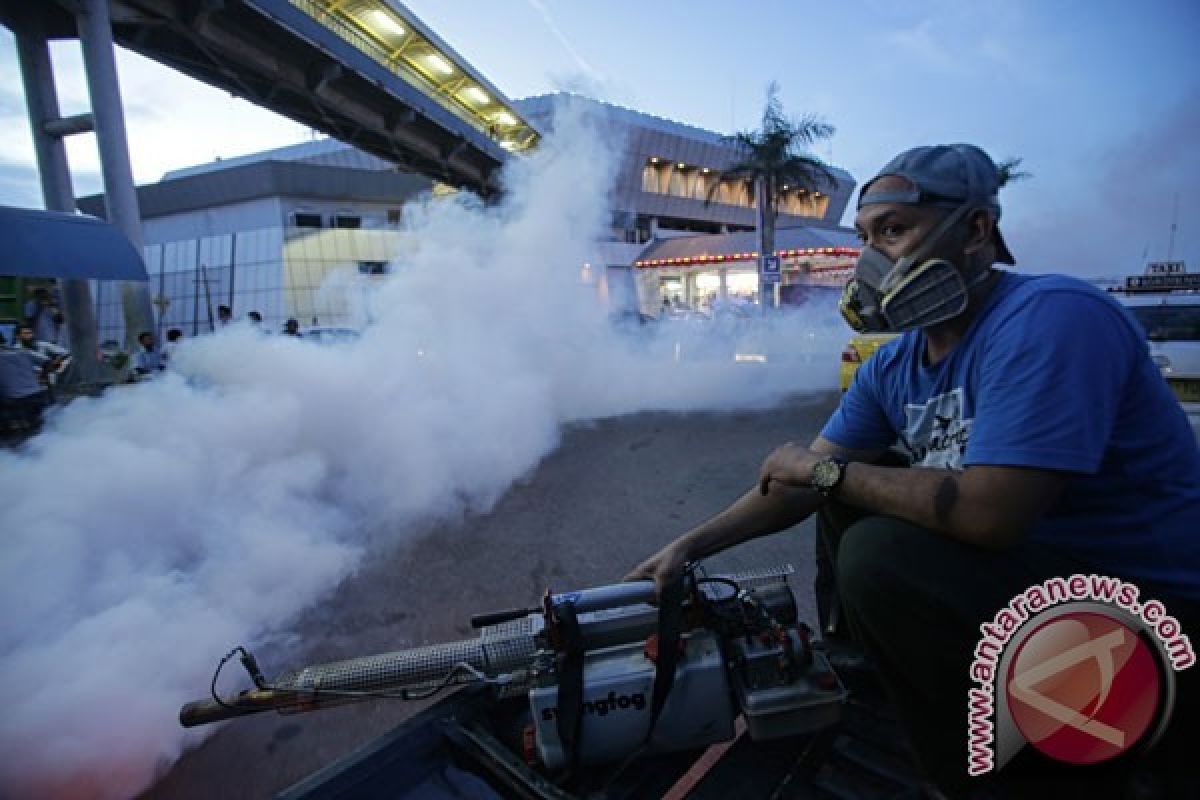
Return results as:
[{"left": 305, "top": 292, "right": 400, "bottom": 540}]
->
[
  {"left": 554, "top": 601, "right": 585, "bottom": 773},
  {"left": 645, "top": 577, "right": 686, "bottom": 744}
]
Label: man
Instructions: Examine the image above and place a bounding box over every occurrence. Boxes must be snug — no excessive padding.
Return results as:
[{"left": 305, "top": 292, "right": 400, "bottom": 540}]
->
[
  {"left": 1, "top": 333, "right": 52, "bottom": 427},
  {"left": 14, "top": 323, "right": 69, "bottom": 386},
  {"left": 23, "top": 287, "right": 61, "bottom": 345},
  {"left": 132, "top": 331, "right": 165, "bottom": 377},
  {"left": 162, "top": 328, "right": 184, "bottom": 365},
  {"left": 628, "top": 144, "right": 1200, "bottom": 793},
  {"left": 282, "top": 318, "right": 301, "bottom": 336},
  {"left": 217, "top": 304, "right": 233, "bottom": 326}
]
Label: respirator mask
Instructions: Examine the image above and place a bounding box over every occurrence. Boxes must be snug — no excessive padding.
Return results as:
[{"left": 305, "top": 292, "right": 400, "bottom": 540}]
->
[{"left": 839, "top": 202, "right": 992, "bottom": 333}]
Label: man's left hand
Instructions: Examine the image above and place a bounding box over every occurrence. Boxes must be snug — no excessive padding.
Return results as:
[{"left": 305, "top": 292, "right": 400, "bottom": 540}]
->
[{"left": 759, "top": 443, "right": 822, "bottom": 495}]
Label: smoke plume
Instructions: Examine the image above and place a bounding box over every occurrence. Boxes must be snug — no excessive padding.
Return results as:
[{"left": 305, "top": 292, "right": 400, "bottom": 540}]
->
[{"left": 0, "top": 102, "right": 843, "bottom": 798}]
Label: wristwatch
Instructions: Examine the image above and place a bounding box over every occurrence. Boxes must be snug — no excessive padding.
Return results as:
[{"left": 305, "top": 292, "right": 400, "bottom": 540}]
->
[{"left": 811, "top": 457, "right": 848, "bottom": 497}]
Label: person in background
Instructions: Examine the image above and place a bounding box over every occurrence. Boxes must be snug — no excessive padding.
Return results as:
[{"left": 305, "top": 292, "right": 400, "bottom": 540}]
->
[
  {"left": 247, "top": 311, "right": 263, "bottom": 327},
  {"left": 0, "top": 340, "right": 51, "bottom": 429},
  {"left": 217, "top": 305, "right": 233, "bottom": 326},
  {"left": 23, "top": 287, "right": 60, "bottom": 344},
  {"left": 162, "top": 328, "right": 184, "bottom": 364},
  {"left": 282, "top": 318, "right": 301, "bottom": 336},
  {"left": 133, "top": 331, "right": 165, "bottom": 378},
  {"left": 14, "top": 322, "right": 69, "bottom": 389}
]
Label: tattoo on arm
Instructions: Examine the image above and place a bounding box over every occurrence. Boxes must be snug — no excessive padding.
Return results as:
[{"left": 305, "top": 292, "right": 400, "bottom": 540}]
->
[{"left": 934, "top": 475, "right": 959, "bottom": 528}]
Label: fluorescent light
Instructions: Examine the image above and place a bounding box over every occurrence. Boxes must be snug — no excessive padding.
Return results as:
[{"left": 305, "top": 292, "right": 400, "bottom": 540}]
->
[
  {"left": 701, "top": 167, "right": 711, "bottom": 173},
  {"left": 493, "top": 111, "right": 518, "bottom": 127},
  {"left": 424, "top": 53, "right": 454, "bottom": 76},
  {"left": 677, "top": 162, "right": 687, "bottom": 169},
  {"left": 369, "top": 9, "right": 405, "bottom": 37},
  {"left": 461, "top": 86, "right": 490, "bottom": 105},
  {"left": 650, "top": 157, "right": 660, "bottom": 164}
]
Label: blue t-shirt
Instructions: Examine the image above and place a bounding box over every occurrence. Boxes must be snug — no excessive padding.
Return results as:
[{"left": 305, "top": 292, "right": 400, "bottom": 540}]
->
[{"left": 822, "top": 271, "right": 1200, "bottom": 602}]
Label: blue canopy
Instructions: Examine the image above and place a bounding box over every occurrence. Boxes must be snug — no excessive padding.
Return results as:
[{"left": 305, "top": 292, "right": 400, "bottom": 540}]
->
[{"left": 0, "top": 205, "right": 148, "bottom": 281}]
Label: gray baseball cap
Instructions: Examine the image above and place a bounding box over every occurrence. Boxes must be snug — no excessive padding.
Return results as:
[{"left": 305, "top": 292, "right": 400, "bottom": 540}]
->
[{"left": 858, "top": 143, "right": 1015, "bottom": 265}]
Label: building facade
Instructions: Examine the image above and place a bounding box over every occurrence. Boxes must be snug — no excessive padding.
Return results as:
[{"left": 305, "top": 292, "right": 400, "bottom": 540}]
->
[
  {"left": 77, "top": 140, "right": 431, "bottom": 340},
  {"left": 514, "top": 94, "right": 858, "bottom": 316},
  {"left": 76, "top": 93, "right": 858, "bottom": 342}
]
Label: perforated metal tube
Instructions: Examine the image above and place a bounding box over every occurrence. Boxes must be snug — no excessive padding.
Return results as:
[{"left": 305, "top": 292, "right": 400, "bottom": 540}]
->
[{"left": 272, "top": 617, "right": 538, "bottom": 694}]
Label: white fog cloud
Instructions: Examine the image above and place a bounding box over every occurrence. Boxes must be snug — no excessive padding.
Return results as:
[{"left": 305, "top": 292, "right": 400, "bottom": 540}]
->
[{"left": 0, "top": 100, "right": 843, "bottom": 798}]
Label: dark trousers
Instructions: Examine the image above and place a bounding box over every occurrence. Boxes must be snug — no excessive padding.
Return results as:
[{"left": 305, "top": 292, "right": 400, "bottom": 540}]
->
[
  {"left": 816, "top": 504, "right": 1200, "bottom": 798},
  {"left": 0, "top": 390, "right": 50, "bottom": 428}
]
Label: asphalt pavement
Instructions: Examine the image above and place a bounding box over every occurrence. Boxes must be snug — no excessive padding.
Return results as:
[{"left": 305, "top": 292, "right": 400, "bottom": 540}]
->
[{"left": 142, "top": 389, "right": 840, "bottom": 800}]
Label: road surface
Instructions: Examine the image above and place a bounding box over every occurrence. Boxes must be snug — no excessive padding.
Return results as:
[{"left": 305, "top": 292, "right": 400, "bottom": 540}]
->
[{"left": 143, "top": 390, "right": 841, "bottom": 800}]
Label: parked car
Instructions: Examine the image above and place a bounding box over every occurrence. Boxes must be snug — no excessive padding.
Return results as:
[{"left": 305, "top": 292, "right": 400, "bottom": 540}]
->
[
  {"left": 839, "top": 333, "right": 898, "bottom": 392},
  {"left": 1117, "top": 291, "right": 1200, "bottom": 413},
  {"left": 301, "top": 326, "right": 361, "bottom": 345}
]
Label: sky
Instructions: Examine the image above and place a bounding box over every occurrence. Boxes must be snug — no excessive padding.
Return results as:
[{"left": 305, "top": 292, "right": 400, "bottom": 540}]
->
[{"left": 1, "top": 0, "right": 1198, "bottom": 276}]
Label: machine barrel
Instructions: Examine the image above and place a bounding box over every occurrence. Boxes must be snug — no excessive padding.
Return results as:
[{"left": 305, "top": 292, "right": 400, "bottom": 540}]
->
[
  {"left": 179, "top": 566, "right": 799, "bottom": 729},
  {"left": 179, "top": 617, "right": 537, "bottom": 728}
]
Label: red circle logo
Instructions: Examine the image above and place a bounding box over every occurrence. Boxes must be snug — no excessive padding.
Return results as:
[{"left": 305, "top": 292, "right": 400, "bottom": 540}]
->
[{"left": 1005, "top": 611, "right": 1161, "bottom": 764}]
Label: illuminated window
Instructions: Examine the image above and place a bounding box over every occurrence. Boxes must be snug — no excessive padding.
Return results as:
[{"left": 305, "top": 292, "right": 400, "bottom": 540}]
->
[
  {"left": 667, "top": 168, "right": 688, "bottom": 197},
  {"left": 814, "top": 193, "right": 830, "bottom": 218},
  {"left": 641, "top": 163, "right": 662, "bottom": 193}
]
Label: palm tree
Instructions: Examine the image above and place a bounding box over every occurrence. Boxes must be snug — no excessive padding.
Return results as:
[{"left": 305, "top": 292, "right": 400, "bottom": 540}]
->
[
  {"left": 707, "top": 82, "right": 835, "bottom": 311},
  {"left": 995, "top": 157, "right": 1031, "bottom": 188}
]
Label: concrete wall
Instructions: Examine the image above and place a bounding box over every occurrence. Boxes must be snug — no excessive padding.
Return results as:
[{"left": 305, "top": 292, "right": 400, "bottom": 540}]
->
[{"left": 142, "top": 197, "right": 284, "bottom": 243}]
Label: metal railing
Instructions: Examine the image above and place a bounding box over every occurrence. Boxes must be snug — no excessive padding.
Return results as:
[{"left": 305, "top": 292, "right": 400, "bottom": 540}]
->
[{"left": 287, "top": 0, "right": 537, "bottom": 152}]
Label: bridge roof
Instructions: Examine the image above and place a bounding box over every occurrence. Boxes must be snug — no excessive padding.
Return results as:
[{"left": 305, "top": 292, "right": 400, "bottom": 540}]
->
[{"left": 0, "top": 0, "right": 540, "bottom": 194}]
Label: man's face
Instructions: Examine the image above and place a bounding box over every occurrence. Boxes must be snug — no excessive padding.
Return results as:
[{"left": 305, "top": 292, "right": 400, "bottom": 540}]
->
[
  {"left": 17, "top": 327, "right": 34, "bottom": 346},
  {"left": 853, "top": 176, "right": 965, "bottom": 266},
  {"left": 139, "top": 334, "right": 154, "bottom": 350}
]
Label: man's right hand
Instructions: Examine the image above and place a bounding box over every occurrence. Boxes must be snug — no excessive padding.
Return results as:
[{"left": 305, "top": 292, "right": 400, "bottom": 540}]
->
[{"left": 623, "top": 541, "right": 690, "bottom": 598}]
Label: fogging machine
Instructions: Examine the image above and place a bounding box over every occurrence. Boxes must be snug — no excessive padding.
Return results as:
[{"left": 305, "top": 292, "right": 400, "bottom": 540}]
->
[{"left": 180, "top": 565, "right": 845, "bottom": 772}]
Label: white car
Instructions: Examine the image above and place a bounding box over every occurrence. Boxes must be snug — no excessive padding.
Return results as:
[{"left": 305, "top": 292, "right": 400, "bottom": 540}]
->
[
  {"left": 1117, "top": 290, "right": 1200, "bottom": 432},
  {"left": 301, "top": 326, "right": 361, "bottom": 345}
]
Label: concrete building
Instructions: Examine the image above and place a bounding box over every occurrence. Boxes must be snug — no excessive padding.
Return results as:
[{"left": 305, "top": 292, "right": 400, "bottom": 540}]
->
[
  {"left": 513, "top": 94, "right": 857, "bottom": 315},
  {"left": 77, "top": 140, "right": 431, "bottom": 339},
  {"left": 516, "top": 93, "right": 854, "bottom": 241},
  {"left": 76, "top": 93, "right": 858, "bottom": 340}
]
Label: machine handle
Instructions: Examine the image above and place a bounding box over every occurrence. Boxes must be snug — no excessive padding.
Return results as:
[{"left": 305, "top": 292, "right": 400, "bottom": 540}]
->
[
  {"left": 178, "top": 688, "right": 294, "bottom": 728},
  {"left": 470, "top": 607, "right": 538, "bottom": 629}
]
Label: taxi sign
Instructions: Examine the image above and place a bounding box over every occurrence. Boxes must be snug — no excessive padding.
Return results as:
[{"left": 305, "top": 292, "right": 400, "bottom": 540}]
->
[
  {"left": 1146, "top": 261, "right": 1186, "bottom": 275},
  {"left": 1125, "top": 272, "right": 1199, "bottom": 292}
]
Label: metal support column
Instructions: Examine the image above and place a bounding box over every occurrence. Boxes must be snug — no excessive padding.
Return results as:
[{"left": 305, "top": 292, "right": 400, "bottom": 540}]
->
[
  {"left": 14, "top": 20, "right": 102, "bottom": 383},
  {"left": 76, "top": 0, "right": 155, "bottom": 347}
]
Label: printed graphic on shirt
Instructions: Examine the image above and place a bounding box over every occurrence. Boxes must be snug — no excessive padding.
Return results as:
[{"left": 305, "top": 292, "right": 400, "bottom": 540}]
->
[{"left": 898, "top": 388, "right": 972, "bottom": 469}]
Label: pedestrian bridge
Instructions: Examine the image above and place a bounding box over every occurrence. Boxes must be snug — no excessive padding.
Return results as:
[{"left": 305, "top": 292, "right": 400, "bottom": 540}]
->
[{"left": 0, "top": 0, "right": 540, "bottom": 194}]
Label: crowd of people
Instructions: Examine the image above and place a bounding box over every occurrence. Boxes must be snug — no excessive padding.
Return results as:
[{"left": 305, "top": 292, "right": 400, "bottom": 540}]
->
[
  {"left": 128, "top": 307, "right": 304, "bottom": 377},
  {"left": 2, "top": 287, "right": 305, "bottom": 432}
]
